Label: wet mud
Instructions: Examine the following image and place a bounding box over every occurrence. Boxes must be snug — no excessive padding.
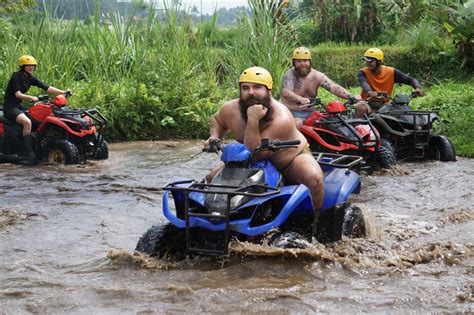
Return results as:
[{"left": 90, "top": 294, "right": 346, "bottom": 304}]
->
[{"left": 1, "top": 141, "right": 473, "bottom": 313}]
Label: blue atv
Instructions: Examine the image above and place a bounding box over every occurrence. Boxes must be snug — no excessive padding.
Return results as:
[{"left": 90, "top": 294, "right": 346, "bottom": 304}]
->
[{"left": 136, "top": 139, "right": 365, "bottom": 259}]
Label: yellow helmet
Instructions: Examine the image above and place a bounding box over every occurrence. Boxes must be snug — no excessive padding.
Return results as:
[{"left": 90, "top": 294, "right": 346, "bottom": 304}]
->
[
  {"left": 292, "top": 47, "right": 311, "bottom": 60},
  {"left": 18, "top": 55, "right": 38, "bottom": 67},
  {"left": 363, "top": 48, "right": 384, "bottom": 62},
  {"left": 239, "top": 67, "right": 273, "bottom": 90}
]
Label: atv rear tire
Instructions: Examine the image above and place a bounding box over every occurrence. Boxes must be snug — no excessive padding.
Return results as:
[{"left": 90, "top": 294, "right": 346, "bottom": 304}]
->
[
  {"left": 44, "top": 139, "right": 80, "bottom": 164},
  {"left": 332, "top": 203, "right": 366, "bottom": 241},
  {"left": 428, "top": 135, "right": 456, "bottom": 162},
  {"left": 94, "top": 140, "right": 109, "bottom": 160},
  {"left": 267, "top": 231, "right": 310, "bottom": 249},
  {"left": 136, "top": 223, "right": 187, "bottom": 259},
  {"left": 376, "top": 139, "right": 396, "bottom": 169}
]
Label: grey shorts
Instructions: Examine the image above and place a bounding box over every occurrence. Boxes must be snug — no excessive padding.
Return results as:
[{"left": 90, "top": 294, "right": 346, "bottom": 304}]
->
[
  {"left": 3, "top": 107, "right": 24, "bottom": 121},
  {"left": 291, "top": 111, "right": 311, "bottom": 120}
]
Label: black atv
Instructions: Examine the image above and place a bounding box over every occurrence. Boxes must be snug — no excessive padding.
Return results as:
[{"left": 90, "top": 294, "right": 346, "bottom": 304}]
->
[{"left": 369, "top": 91, "right": 456, "bottom": 162}]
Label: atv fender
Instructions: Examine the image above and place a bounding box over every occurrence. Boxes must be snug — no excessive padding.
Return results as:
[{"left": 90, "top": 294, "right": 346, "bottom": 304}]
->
[
  {"left": 299, "top": 125, "right": 343, "bottom": 152},
  {"left": 321, "top": 168, "right": 361, "bottom": 210},
  {"left": 38, "top": 116, "right": 96, "bottom": 138}
]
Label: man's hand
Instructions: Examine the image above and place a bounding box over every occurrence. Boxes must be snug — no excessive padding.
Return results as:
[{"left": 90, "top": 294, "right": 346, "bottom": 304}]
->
[
  {"left": 30, "top": 96, "right": 39, "bottom": 102},
  {"left": 367, "top": 91, "right": 378, "bottom": 98},
  {"left": 415, "top": 88, "right": 425, "bottom": 96},
  {"left": 203, "top": 138, "right": 212, "bottom": 151},
  {"left": 297, "top": 97, "right": 311, "bottom": 105},
  {"left": 247, "top": 104, "right": 267, "bottom": 122}
]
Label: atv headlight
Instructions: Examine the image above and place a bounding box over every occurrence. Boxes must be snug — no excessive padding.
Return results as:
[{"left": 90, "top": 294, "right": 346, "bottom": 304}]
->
[{"left": 249, "top": 195, "right": 290, "bottom": 227}]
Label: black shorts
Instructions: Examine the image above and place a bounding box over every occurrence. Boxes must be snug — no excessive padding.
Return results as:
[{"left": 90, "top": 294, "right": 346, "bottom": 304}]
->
[{"left": 3, "top": 107, "right": 24, "bottom": 121}]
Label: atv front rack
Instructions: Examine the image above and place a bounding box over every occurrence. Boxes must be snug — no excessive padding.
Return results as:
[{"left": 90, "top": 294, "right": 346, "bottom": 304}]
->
[
  {"left": 163, "top": 180, "right": 279, "bottom": 256},
  {"left": 55, "top": 107, "right": 108, "bottom": 156},
  {"left": 378, "top": 109, "right": 434, "bottom": 160},
  {"left": 313, "top": 152, "right": 363, "bottom": 171}
]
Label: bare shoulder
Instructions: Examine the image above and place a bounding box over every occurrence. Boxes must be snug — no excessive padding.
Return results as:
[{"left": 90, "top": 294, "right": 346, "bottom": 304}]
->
[
  {"left": 313, "top": 69, "right": 330, "bottom": 82},
  {"left": 271, "top": 99, "right": 297, "bottom": 126},
  {"left": 218, "top": 99, "right": 239, "bottom": 114}
]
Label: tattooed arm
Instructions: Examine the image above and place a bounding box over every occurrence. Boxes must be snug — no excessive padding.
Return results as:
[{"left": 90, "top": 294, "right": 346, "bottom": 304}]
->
[{"left": 319, "top": 72, "right": 353, "bottom": 100}]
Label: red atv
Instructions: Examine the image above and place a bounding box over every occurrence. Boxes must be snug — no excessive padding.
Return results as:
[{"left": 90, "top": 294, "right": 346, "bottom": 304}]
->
[
  {"left": 298, "top": 98, "right": 396, "bottom": 172},
  {"left": 0, "top": 93, "right": 108, "bottom": 164}
]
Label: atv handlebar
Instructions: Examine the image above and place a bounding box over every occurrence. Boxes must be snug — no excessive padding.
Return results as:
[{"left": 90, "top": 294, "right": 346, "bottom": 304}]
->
[
  {"left": 35, "top": 90, "right": 72, "bottom": 104},
  {"left": 196, "top": 138, "right": 301, "bottom": 158},
  {"left": 368, "top": 91, "right": 422, "bottom": 102},
  {"left": 297, "top": 97, "right": 322, "bottom": 109},
  {"left": 255, "top": 138, "right": 301, "bottom": 153},
  {"left": 207, "top": 138, "right": 224, "bottom": 153},
  {"left": 411, "top": 90, "right": 422, "bottom": 98}
]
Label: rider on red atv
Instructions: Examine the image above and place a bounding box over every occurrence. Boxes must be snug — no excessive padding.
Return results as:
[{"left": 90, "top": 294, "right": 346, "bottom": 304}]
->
[
  {"left": 279, "top": 47, "right": 359, "bottom": 128},
  {"left": 2, "top": 55, "right": 70, "bottom": 160}
]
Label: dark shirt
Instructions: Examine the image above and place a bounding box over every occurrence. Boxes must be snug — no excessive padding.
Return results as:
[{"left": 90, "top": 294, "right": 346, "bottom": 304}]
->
[
  {"left": 3, "top": 71, "right": 49, "bottom": 111},
  {"left": 357, "top": 68, "right": 421, "bottom": 94}
]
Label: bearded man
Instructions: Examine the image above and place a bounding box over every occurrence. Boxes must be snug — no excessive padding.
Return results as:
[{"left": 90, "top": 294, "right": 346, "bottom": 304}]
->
[
  {"left": 204, "top": 66, "right": 324, "bottom": 211},
  {"left": 280, "top": 47, "right": 357, "bottom": 128}
]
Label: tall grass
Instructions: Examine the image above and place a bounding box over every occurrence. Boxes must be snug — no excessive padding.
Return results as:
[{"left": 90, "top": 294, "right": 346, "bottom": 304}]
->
[
  {"left": 222, "top": 0, "right": 298, "bottom": 96},
  {"left": 1, "top": 4, "right": 227, "bottom": 140},
  {"left": 0, "top": 1, "right": 473, "bottom": 157}
]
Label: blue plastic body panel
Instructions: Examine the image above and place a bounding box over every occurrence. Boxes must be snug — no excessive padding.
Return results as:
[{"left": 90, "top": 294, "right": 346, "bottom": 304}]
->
[{"left": 162, "top": 143, "right": 361, "bottom": 236}]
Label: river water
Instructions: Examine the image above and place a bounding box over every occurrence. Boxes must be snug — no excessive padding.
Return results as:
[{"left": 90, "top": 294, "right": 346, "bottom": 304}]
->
[{"left": 0, "top": 141, "right": 472, "bottom": 313}]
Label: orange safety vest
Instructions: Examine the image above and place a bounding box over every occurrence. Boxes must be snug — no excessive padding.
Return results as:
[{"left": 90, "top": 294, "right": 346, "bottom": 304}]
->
[{"left": 360, "top": 66, "right": 395, "bottom": 100}]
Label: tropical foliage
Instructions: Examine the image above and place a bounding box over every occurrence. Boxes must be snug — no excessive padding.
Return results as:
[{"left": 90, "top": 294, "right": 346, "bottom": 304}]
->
[{"left": 0, "top": 0, "right": 473, "bottom": 156}]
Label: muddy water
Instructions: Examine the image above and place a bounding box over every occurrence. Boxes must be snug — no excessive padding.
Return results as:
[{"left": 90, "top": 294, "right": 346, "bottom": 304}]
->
[{"left": 0, "top": 141, "right": 472, "bottom": 313}]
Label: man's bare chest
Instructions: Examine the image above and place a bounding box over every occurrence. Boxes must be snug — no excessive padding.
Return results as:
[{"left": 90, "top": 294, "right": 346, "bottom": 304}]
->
[{"left": 294, "top": 76, "right": 318, "bottom": 97}]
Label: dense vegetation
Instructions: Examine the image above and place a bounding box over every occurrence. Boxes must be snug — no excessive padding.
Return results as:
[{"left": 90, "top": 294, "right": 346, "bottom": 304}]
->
[{"left": 0, "top": 0, "right": 473, "bottom": 156}]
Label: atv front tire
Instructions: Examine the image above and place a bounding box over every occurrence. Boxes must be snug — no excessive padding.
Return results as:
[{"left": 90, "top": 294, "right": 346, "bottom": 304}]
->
[
  {"left": 44, "top": 139, "right": 80, "bottom": 164},
  {"left": 94, "top": 140, "right": 109, "bottom": 160},
  {"left": 376, "top": 139, "right": 396, "bottom": 169},
  {"left": 331, "top": 203, "right": 366, "bottom": 241},
  {"left": 267, "top": 231, "right": 310, "bottom": 249},
  {"left": 428, "top": 135, "right": 456, "bottom": 161},
  {"left": 136, "top": 223, "right": 187, "bottom": 260},
  {"left": 342, "top": 205, "right": 366, "bottom": 238}
]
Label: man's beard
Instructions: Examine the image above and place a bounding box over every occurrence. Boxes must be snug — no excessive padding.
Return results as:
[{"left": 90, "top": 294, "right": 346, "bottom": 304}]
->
[
  {"left": 370, "top": 62, "right": 382, "bottom": 73},
  {"left": 239, "top": 93, "right": 273, "bottom": 123},
  {"left": 295, "top": 66, "right": 311, "bottom": 77}
]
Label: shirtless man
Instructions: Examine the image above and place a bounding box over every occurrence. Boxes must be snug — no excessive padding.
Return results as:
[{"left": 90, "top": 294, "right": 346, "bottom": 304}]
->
[
  {"left": 280, "top": 47, "right": 357, "bottom": 127},
  {"left": 204, "top": 66, "right": 324, "bottom": 211}
]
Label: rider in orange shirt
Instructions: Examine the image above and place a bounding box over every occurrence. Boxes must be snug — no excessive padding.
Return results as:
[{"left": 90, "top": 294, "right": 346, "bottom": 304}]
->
[{"left": 355, "top": 48, "right": 425, "bottom": 118}]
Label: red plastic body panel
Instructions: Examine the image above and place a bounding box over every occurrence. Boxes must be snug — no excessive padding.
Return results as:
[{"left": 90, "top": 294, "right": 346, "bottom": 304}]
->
[
  {"left": 29, "top": 103, "right": 53, "bottom": 122},
  {"left": 325, "top": 100, "right": 346, "bottom": 113}
]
